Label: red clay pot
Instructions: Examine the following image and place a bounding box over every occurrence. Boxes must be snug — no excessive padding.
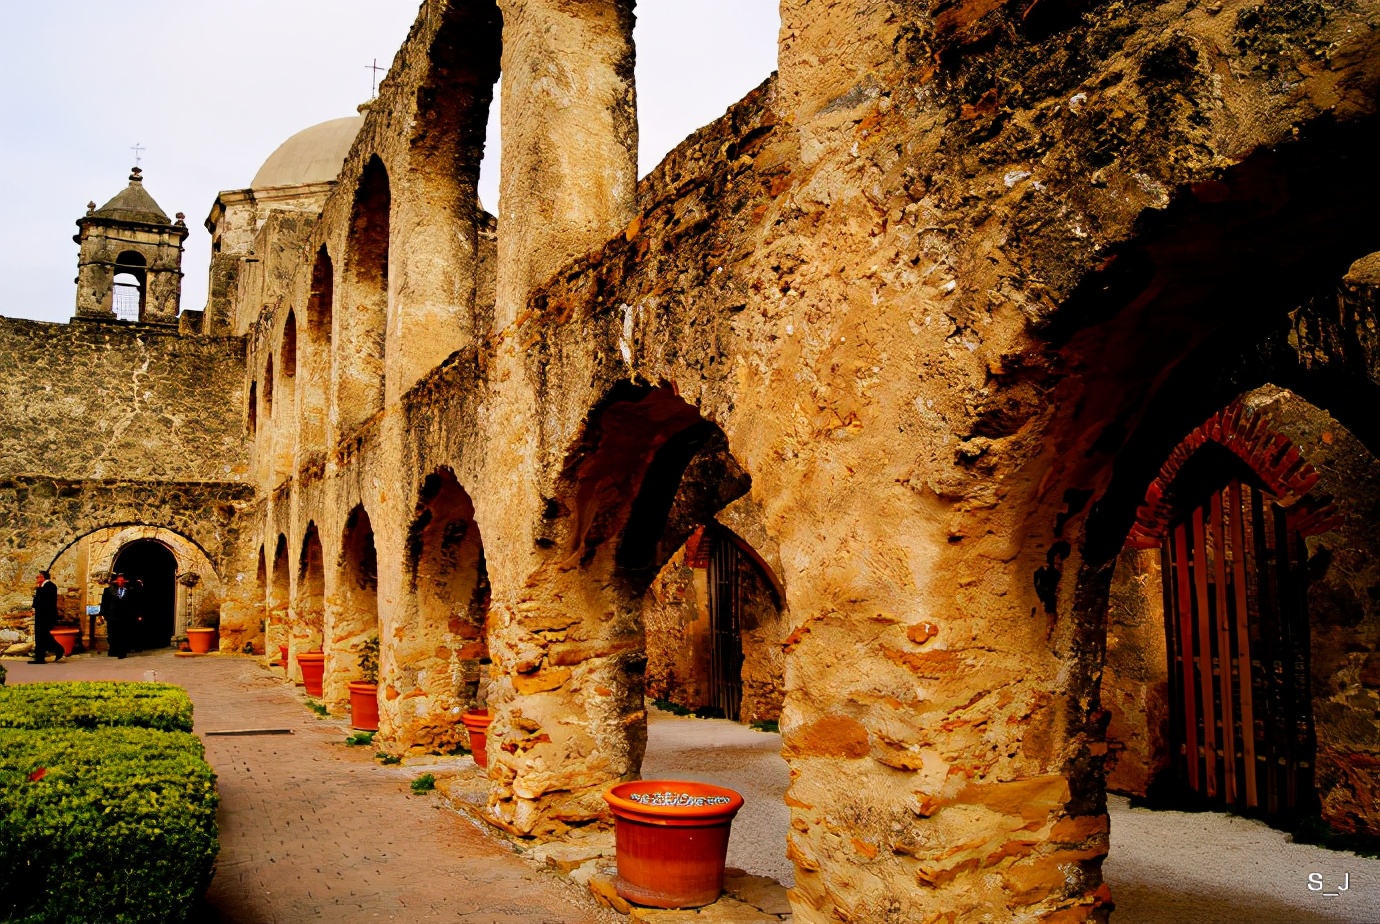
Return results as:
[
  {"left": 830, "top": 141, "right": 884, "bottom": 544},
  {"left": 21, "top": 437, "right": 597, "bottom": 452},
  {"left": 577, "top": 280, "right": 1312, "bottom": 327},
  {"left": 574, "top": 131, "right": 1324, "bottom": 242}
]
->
[
  {"left": 297, "top": 651, "right": 325, "bottom": 697},
  {"left": 461, "top": 708, "right": 491, "bottom": 768},
  {"left": 278, "top": 644, "right": 288, "bottom": 667},
  {"left": 603, "top": 780, "right": 744, "bottom": 909},
  {"left": 50, "top": 628, "right": 80, "bottom": 656},
  {"left": 349, "top": 681, "right": 379, "bottom": 731},
  {"left": 186, "top": 628, "right": 218, "bottom": 654}
]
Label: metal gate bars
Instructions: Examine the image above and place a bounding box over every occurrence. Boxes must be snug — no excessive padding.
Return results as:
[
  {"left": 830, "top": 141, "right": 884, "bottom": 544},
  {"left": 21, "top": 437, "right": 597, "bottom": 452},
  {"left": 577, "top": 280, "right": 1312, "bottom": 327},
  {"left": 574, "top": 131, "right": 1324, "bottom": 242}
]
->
[{"left": 707, "top": 529, "right": 744, "bottom": 722}]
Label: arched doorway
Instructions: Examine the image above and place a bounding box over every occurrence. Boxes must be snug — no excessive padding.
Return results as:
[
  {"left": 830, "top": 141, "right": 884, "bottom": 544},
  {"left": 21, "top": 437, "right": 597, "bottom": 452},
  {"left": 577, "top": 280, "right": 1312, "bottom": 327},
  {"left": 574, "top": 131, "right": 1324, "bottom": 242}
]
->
[
  {"left": 112, "top": 539, "right": 178, "bottom": 650},
  {"left": 1156, "top": 444, "right": 1318, "bottom": 821}
]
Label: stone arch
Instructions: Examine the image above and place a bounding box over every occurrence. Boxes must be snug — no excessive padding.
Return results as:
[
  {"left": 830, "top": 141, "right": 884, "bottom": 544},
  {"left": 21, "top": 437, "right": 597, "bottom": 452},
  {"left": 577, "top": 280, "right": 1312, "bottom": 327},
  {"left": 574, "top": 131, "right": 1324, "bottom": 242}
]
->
[
  {"left": 384, "top": 467, "right": 490, "bottom": 752},
  {"left": 46, "top": 524, "right": 224, "bottom": 652},
  {"left": 111, "top": 251, "right": 147, "bottom": 321},
  {"left": 1035, "top": 122, "right": 1380, "bottom": 911},
  {"left": 1126, "top": 399, "right": 1342, "bottom": 549},
  {"left": 263, "top": 352, "right": 275, "bottom": 418},
  {"left": 267, "top": 533, "right": 290, "bottom": 663},
  {"left": 1101, "top": 385, "right": 1380, "bottom": 837},
  {"left": 490, "top": 381, "right": 787, "bottom": 838},
  {"left": 291, "top": 522, "right": 326, "bottom": 682},
  {"left": 280, "top": 309, "right": 298, "bottom": 380},
  {"left": 387, "top": 0, "right": 501, "bottom": 397},
  {"left": 325, "top": 504, "right": 380, "bottom": 710},
  {"left": 301, "top": 245, "right": 334, "bottom": 459},
  {"left": 336, "top": 156, "right": 390, "bottom": 435}
]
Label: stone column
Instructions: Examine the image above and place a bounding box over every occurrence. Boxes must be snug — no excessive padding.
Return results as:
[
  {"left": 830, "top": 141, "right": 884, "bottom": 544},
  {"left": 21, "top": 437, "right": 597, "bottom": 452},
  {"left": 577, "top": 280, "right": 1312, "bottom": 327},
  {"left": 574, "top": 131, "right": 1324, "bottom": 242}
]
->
[{"left": 493, "top": 0, "right": 638, "bottom": 332}]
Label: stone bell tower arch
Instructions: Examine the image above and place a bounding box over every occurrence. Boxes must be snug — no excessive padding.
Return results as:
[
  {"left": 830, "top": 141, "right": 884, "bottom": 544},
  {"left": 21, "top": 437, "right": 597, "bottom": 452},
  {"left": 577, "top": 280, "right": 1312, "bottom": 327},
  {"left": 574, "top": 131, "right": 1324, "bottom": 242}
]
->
[{"left": 73, "top": 167, "right": 188, "bottom": 325}]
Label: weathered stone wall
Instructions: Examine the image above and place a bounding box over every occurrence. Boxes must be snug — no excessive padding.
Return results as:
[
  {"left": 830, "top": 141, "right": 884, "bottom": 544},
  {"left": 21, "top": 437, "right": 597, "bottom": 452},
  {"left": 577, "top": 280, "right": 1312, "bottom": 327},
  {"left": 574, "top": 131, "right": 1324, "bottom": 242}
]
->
[
  {"left": 644, "top": 549, "right": 710, "bottom": 712},
  {"left": 201, "top": 0, "right": 1380, "bottom": 921},
  {"left": 0, "top": 317, "right": 253, "bottom": 650},
  {"left": 0, "top": 319, "right": 248, "bottom": 482},
  {"left": 1102, "top": 547, "right": 1171, "bottom": 796}
]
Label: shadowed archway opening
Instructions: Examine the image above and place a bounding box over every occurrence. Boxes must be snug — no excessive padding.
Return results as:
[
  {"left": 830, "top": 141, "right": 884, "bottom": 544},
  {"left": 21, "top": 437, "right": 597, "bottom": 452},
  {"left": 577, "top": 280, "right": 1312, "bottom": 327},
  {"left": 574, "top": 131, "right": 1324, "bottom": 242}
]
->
[
  {"left": 113, "top": 539, "right": 178, "bottom": 650},
  {"left": 327, "top": 505, "right": 379, "bottom": 710},
  {"left": 395, "top": 468, "right": 490, "bottom": 751},
  {"left": 268, "top": 534, "right": 290, "bottom": 663},
  {"left": 290, "top": 523, "right": 326, "bottom": 682}
]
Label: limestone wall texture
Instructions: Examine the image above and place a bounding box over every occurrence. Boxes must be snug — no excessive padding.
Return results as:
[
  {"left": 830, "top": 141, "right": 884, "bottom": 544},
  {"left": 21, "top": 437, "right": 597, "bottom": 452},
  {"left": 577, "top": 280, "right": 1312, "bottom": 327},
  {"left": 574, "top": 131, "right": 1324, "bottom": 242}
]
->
[
  {"left": 9, "top": 0, "right": 1380, "bottom": 921},
  {"left": 0, "top": 320, "right": 248, "bottom": 482},
  {"left": 0, "top": 318, "right": 254, "bottom": 651}
]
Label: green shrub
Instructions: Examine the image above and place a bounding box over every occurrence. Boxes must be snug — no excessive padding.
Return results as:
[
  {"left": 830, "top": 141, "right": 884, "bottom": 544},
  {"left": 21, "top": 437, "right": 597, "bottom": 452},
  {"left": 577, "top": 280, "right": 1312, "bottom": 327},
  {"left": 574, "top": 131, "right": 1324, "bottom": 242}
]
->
[
  {"left": 411, "top": 772, "right": 435, "bottom": 793},
  {"left": 305, "top": 699, "right": 329, "bottom": 717},
  {"left": 345, "top": 730, "right": 376, "bottom": 746},
  {"left": 0, "top": 726, "right": 219, "bottom": 923},
  {"left": 376, "top": 752, "right": 401, "bottom": 765},
  {"left": 0, "top": 682, "right": 194, "bottom": 733}
]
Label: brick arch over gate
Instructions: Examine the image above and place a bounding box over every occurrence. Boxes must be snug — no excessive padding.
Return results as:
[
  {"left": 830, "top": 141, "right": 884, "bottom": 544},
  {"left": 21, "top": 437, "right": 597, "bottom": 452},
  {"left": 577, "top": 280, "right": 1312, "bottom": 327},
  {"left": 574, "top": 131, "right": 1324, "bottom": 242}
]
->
[{"left": 1125, "top": 400, "right": 1343, "bottom": 549}]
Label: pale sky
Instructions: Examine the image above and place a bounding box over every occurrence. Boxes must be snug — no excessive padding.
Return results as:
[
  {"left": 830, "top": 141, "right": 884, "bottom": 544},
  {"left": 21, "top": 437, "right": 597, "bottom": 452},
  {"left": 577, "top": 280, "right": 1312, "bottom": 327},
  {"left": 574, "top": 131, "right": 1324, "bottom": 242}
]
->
[{"left": 0, "top": 1, "right": 779, "bottom": 324}]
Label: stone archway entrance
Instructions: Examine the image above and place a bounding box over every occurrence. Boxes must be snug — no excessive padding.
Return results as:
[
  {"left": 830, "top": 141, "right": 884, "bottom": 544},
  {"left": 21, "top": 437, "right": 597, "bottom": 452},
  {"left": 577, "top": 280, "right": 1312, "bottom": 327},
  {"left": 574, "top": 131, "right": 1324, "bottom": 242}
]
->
[{"left": 113, "top": 539, "right": 179, "bottom": 650}]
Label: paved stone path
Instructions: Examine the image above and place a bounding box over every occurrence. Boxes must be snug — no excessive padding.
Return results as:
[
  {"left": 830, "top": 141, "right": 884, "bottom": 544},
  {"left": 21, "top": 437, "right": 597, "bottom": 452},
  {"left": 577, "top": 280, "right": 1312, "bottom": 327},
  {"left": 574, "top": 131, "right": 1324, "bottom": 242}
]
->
[{"left": 5, "top": 650, "right": 618, "bottom": 924}]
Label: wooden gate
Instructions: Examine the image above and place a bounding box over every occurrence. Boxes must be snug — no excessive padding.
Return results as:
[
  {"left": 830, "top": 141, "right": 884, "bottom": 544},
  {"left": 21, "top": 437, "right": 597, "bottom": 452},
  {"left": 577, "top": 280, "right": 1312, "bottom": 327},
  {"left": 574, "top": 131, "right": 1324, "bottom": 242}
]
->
[
  {"left": 707, "top": 529, "right": 744, "bottom": 722},
  {"left": 1160, "top": 479, "right": 1316, "bottom": 821}
]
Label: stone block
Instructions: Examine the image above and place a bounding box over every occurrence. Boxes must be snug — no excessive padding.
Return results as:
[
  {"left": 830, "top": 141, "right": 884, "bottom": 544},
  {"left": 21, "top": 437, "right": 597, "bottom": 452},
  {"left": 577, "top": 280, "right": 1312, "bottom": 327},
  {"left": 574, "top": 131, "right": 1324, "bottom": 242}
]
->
[
  {"left": 529, "top": 840, "right": 610, "bottom": 872},
  {"left": 722, "top": 871, "right": 792, "bottom": 915}
]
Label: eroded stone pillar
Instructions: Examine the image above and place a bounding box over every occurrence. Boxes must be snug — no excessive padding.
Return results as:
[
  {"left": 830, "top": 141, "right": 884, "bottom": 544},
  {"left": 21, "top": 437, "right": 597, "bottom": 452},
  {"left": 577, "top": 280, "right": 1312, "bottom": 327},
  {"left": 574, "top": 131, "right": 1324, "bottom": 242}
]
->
[
  {"left": 387, "top": 4, "right": 501, "bottom": 401},
  {"left": 493, "top": 0, "right": 638, "bottom": 331}
]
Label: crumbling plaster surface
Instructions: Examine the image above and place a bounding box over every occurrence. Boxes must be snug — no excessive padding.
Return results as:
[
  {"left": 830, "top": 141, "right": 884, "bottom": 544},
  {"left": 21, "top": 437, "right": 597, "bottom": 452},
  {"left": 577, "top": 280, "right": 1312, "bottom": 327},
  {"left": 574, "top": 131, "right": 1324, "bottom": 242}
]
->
[{"left": 219, "top": 0, "right": 1380, "bottom": 921}]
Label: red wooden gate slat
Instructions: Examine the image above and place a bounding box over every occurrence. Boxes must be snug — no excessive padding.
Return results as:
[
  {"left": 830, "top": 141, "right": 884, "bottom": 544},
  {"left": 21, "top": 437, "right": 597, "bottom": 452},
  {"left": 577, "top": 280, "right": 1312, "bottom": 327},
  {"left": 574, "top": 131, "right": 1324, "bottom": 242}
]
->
[
  {"left": 1229, "top": 481, "right": 1258, "bottom": 809},
  {"left": 1209, "top": 489, "right": 1237, "bottom": 805},
  {"left": 1192, "top": 506, "right": 1218, "bottom": 798},
  {"left": 1171, "top": 521, "right": 1199, "bottom": 792}
]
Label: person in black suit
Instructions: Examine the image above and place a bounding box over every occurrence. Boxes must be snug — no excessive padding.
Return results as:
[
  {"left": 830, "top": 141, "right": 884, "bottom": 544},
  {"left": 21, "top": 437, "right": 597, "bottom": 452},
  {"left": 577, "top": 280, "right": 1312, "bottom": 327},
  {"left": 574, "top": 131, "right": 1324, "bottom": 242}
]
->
[
  {"left": 101, "top": 573, "right": 133, "bottom": 659},
  {"left": 29, "top": 570, "right": 64, "bottom": 664}
]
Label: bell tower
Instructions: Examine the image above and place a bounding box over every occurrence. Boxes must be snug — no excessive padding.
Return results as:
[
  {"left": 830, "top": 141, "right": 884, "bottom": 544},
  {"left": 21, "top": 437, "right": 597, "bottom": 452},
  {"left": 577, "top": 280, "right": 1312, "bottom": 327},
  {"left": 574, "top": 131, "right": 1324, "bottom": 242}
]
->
[{"left": 73, "top": 167, "right": 188, "bottom": 325}]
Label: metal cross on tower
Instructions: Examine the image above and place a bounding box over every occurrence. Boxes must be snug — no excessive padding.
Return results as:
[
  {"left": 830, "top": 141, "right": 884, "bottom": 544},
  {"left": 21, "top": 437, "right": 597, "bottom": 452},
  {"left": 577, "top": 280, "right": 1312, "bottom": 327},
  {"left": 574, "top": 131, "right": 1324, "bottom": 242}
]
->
[
  {"left": 366, "top": 59, "right": 385, "bottom": 98},
  {"left": 130, "top": 143, "right": 145, "bottom": 167}
]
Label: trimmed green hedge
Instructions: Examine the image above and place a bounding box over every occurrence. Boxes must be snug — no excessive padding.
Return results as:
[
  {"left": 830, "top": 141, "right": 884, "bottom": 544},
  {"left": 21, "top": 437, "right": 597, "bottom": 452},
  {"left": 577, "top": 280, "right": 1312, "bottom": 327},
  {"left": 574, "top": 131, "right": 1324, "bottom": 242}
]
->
[
  {"left": 0, "top": 682, "right": 194, "bottom": 733},
  {"left": 0, "top": 726, "right": 219, "bottom": 924}
]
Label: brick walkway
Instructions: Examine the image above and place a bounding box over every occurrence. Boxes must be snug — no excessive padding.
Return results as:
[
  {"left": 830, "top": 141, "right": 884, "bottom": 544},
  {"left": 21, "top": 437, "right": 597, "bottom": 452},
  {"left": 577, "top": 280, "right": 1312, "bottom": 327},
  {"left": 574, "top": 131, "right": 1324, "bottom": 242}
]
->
[{"left": 5, "top": 649, "right": 617, "bottom": 924}]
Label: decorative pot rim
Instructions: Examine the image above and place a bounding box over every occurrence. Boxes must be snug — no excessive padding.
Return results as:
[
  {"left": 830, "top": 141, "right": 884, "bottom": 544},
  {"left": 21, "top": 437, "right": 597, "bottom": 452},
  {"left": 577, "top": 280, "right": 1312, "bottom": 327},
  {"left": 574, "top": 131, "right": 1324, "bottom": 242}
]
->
[
  {"left": 186, "top": 627, "right": 217, "bottom": 634},
  {"left": 296, "top": 651, "right": 326, "bottom": 661},
  {"left": 347, "top": 680, "right": 378, "bottom": 692},
  {"left": 604, "top": 780, "right": 744, "bottom": 824},
  {"left": 51, "top": 627, "right": 81, "bottom": 634},
  {"left": 460, "top": 708, "right": 491, "bottom": 730}
]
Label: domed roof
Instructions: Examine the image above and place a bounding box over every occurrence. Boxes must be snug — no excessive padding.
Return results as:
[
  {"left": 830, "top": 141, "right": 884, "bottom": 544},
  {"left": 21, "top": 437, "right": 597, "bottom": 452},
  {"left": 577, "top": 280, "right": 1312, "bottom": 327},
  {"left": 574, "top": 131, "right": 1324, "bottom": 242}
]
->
[
  {"left": 93, "top": 168, "right": 170, "bottom": 224},
  {"left": 251, "top": 116, "right": 364, "bottom": 189}
]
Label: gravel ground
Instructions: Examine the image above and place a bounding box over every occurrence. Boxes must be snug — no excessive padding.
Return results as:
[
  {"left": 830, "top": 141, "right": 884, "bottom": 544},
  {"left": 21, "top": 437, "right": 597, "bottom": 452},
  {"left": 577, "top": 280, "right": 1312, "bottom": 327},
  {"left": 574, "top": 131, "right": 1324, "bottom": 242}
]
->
[{"left": 642, "top": 707, "right": 1380, "bottom": 921}]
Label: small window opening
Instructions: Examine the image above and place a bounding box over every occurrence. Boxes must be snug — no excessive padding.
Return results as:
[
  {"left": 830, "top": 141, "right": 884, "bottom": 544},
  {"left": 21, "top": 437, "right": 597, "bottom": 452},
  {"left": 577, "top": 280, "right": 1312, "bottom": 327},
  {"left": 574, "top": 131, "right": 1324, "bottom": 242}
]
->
[{"left": 112, "top": 251, "right": 147, "bottom": 321}]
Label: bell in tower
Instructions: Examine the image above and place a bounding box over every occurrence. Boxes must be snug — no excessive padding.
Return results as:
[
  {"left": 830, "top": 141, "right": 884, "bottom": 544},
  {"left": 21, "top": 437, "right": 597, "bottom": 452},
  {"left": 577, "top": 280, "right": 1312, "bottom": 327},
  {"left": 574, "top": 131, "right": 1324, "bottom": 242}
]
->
[{"left": 72, "top": 167, "right": 189, "bottom": 325}]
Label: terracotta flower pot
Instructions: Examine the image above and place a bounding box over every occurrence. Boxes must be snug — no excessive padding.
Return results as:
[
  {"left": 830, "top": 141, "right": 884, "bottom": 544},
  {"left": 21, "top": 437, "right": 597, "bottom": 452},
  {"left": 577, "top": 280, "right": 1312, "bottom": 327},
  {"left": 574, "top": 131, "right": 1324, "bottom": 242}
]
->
[
  {"left": 603, "top": 780, "right": 744, "bottom": 909},
  {"left": 186, "top": 627, "right": 218, "bottom": 654},
  {"left": 50, "top": 627, "right": 80, "bottom": 656},
  {"left": 297, "top": 651, "right": 325, "bottom": 697},
  {"left": 349, "top": 681, "right": 379, "bottom": 731},
  {"left": 278, "top": 644, "right": 288, "bottom": 667},
  {"left": 461, "top": 708, "right": 491, "bottom": 768}
]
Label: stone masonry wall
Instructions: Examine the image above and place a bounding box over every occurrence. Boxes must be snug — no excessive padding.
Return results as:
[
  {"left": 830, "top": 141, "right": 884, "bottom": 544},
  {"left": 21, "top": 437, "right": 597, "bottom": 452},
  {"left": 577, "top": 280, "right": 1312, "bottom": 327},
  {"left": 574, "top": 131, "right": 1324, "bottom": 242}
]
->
[
  {"left": 0, "top": 319, "right": 249, "bottom": 482},
  {"left": 210, "top": 1, "right": 1380, "bottom": 921}
]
